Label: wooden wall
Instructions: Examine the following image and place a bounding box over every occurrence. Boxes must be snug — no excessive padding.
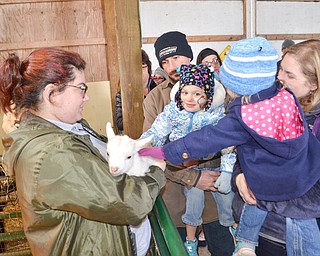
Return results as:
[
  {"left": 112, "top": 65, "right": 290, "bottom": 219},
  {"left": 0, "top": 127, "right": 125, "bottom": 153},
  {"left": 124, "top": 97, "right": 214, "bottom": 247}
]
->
[
  {"left": 0, "top": 0, "right": 113, "bottom": 153},
  {"left": 0, "top": 0, "right": 108, "bottom": 82}
]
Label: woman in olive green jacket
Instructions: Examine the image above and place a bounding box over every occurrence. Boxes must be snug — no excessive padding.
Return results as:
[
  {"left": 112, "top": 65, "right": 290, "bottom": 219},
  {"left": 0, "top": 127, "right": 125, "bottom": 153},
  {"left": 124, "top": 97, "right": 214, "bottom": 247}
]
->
[{"left": 0, "top": 48, "right": 166, "bottom": 256}]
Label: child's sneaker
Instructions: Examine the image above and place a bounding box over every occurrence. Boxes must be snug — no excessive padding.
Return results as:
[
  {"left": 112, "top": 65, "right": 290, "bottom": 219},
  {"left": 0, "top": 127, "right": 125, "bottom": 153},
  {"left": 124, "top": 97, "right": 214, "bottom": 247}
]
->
[
  {"left": 229, "top": 225, "right": 237, "bottom": 245},
  {"left": 184, "top": 239, "right": 198, "bottom": 256},
  {"left": 233, "top": 241, "right": 256, "bottom": 256}
]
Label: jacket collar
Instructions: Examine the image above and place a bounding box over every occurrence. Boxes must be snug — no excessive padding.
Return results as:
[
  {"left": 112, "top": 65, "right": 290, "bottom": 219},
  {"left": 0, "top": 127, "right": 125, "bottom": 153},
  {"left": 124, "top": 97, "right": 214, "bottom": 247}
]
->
[{"left": 227, "top": 81, "right": 283, "bottom": 110}]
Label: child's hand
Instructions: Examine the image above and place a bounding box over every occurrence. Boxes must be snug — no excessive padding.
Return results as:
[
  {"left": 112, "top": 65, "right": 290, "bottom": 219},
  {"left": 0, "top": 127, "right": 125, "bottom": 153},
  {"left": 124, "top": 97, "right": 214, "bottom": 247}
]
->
[{"left": 215, "top": 172, "right": 232, "bottom": 194}]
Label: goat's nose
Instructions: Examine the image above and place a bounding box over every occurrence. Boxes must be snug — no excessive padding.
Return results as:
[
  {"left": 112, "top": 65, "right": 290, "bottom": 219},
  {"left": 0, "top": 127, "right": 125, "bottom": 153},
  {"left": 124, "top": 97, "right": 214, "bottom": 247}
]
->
[{"left": 111, "top": 167, "right": 119, "bottom": 174}]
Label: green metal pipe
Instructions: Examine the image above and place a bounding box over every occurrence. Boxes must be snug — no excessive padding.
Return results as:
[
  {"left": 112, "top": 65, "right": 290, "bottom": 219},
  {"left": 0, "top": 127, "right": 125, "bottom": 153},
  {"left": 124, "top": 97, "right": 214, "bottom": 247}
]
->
[
  {"left": 152, "top": 196, "right": 188, "bottom": 256},
  {"left": 149, "top": 210, "right": 170, "bottom": 256}
]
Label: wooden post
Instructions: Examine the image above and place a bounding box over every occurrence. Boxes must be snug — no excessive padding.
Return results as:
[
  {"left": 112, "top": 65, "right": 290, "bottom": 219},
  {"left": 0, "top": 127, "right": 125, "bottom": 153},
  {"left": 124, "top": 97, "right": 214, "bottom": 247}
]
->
[{"left": 102, "top": 0, "right": 143, "bottom": 139}]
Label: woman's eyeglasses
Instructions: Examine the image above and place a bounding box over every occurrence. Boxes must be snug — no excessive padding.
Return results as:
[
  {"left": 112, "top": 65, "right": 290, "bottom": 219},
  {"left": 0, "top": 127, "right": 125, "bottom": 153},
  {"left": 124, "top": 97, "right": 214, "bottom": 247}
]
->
[
  {"left": 204, "top": 58, "right": 220, "bottom": 67},
  {"left": 66, "top": 83, "right": 88, "bottom": 98}
]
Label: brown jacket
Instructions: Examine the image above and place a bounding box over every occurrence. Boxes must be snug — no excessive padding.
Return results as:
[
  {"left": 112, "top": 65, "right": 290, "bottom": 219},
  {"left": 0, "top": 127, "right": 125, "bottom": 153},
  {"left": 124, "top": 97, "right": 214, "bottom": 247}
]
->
[
  {"left": 143, "top": 79, "right": 173, "bottom": 131},
  {"left": 142, "top": 79, "right": 219, "bottom": 226}
]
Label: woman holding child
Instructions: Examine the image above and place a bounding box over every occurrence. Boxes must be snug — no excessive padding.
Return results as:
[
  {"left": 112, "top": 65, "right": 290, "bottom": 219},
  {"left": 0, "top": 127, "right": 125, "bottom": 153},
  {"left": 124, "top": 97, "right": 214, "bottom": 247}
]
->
[{"left": 235, "top": 39, "right": 320, "bottom": 256}]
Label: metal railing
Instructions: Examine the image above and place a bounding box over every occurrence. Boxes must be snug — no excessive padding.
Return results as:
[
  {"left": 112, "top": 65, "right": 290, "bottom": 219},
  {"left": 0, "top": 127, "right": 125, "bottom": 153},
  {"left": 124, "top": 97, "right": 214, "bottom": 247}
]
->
[{"left": 149, "top": 196, "right": 188, "bottom": 256}]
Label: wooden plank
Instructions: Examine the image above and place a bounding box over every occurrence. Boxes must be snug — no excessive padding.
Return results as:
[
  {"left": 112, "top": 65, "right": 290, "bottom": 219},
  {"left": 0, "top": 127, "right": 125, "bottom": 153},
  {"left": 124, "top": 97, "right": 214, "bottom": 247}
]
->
[
  {"left": 0, "top": 211, "right": 22, "bottom": 220},
  {"left": 115, "top": 0, "right": 144, "bottom": 138},
  {"left": 0, "top": 231, "right": 26, "bottom": 242},
  {"left": 0, "top": 250, "right": 32, "bottom": 256},
  {"left": 0, "top": 1, "right": 105, "bottom": 44},
  {"left": 103, "top": 0, "right": 143, "bottom": 138},
  {"left": 0, "top": 0, "right": 94, "bottom": 4},
  {"left": 258, "top": 33, "right": 320, "bottom": 40},
  {"left": 102, "top": 0, "right": 120, "bottom": 131},
  {"left": 142, "top": 34, "right": 245, "bottom": 45},
  {"left": 0, "top": 38, "right": 106, "bottom": 51}
]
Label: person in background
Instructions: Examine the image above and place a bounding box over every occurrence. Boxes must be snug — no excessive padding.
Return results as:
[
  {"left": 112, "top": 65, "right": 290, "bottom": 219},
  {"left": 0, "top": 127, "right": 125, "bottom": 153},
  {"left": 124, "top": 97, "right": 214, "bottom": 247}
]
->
[
  {"left": 0, "top": 48, "right": 166, "bottom": 256},
  {"left": 142, "top": 49, "right": 158, "bottom": 95},
  {"left": 141, "top": 64, "right": 236, "bottom": 255},
  {"left": 115, "top": 49, "right": 156, "bottom": 132},
  {"left": 152, "top": 67, "right": 168, "bottom": 86},
  {"left": 232, "top": 38, "right": 320, "bottom": 256},
  {"left": 275, "top": 39, "right": 295, "bottom": 78},
  {"left": 142, "top": 31, "right": 234, "bottom": 256},
  {"left": 196, "top": 48, "right": 223, "bottom": 78}
]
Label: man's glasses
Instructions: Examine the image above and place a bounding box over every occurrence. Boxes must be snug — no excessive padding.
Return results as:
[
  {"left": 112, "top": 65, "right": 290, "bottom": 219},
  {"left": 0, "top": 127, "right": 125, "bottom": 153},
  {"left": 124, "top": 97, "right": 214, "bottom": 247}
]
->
[
  {"left": 204, "top": 58, "right": 220, "bottom": 67},
  {"left": 66, "top": 83, "right": 88, "bottom": 98}
]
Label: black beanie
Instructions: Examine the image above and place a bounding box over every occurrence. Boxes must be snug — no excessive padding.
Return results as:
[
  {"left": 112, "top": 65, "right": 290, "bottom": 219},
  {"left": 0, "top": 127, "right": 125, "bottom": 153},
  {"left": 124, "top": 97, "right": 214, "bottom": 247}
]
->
[
  {"left": 154, "top": 31, "right": 193, "bottom": 67},
  {"left": 196, "top": 48, "right": 222, "bottom": 66}
]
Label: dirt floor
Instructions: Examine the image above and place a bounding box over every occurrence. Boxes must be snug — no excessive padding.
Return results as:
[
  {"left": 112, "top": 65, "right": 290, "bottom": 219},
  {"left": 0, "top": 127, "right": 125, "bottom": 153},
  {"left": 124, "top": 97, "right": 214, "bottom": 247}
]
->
[{"left": 199, "top": 245, "right": 211, "bottom": 256}]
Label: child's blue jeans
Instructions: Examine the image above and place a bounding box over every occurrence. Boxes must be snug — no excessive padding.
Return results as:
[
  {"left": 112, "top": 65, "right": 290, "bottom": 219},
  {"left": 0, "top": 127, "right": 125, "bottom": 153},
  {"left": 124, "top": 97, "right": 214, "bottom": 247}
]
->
[
  {"left": 236, "top": 204, "right": 267, "bottom": 246},
  {"left": 237, "top": 204, "right": 320, "bottom": 255},
  {"left": 182, "top": 186, "right": 235, "bottom": 227}
]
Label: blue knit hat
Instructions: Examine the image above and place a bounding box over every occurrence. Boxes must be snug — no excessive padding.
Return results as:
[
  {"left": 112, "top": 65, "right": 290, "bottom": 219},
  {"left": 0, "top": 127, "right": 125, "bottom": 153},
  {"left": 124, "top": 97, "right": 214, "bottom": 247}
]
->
[
  {"left": 175, "top": 64, "right": 215, "bottom": 111},
  {"left": 220, "top": 37, "right": 278, "bottom": 96}
]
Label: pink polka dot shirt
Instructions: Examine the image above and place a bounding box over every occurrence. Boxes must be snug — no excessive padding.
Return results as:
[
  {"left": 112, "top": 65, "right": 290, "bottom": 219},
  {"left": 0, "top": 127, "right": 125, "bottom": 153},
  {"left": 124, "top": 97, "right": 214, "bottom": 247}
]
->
[{"left": 241, "top": 89, "right": 304, "bottom": 141}]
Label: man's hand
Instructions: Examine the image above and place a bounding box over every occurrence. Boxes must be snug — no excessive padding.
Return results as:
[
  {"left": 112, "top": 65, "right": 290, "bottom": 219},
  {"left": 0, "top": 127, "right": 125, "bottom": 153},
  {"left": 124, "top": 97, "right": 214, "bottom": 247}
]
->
[
  {"left": 195, "top": 170, "right": 220, "bottom": 192},
  {"left": 236, "top": 173, "right": 256, "bottom": 205},
  {"left": 182, "top": 159, "right": 199, "bottom": 168}
]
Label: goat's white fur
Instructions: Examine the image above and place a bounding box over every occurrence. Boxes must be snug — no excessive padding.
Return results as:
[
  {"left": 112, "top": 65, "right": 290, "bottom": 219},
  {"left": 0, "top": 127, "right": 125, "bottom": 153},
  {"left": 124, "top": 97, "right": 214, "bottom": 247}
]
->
[{"left": 106, "top": 122, "right": 165, "bottom": 177}]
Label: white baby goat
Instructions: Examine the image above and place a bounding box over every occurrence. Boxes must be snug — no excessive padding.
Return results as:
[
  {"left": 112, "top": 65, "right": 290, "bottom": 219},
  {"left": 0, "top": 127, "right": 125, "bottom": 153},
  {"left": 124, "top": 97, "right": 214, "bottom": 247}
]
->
[{"left": 106, "top": 122, "right": 165, "bottom": 177}]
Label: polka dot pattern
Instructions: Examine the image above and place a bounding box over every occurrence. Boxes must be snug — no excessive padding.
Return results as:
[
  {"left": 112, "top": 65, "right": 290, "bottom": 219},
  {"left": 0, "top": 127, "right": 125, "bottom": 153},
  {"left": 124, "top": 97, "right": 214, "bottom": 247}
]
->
[{"left": 241, "top": 90, "right": 304, "bottom": 141}]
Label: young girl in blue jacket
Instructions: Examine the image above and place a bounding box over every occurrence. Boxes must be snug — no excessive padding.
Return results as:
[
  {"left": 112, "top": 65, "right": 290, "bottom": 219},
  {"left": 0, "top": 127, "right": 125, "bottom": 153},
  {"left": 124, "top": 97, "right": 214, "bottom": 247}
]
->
[
  {"left": 140, "top": 37, "right": 320, "bottom": 256},
  {"left": 141, "top": 64, "right": 236, "bottom": 255}
]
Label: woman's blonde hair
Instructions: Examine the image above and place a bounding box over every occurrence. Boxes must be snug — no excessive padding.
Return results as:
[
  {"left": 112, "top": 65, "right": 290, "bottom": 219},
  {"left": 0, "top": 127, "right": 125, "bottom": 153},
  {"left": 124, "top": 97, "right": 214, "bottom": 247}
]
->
[{"left": 285, "top": 39, "right": 320, "bottom": 112}]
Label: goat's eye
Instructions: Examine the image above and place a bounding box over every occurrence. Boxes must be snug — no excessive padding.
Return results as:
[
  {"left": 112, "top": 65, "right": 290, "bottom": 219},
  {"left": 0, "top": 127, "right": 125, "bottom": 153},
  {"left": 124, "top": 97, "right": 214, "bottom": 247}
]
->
[
  {"left": 127, "top": 156, "right": 132, "bottom": 159},
  {"left": 107, "top": 152, "right": 109, "bottom": 156}
]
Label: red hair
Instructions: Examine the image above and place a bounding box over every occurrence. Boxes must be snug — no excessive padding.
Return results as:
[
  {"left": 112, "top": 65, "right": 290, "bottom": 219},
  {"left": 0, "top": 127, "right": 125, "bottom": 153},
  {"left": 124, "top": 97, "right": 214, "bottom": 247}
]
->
[{"left": 0, "top": 48, "right": 86, "bottom": 113}]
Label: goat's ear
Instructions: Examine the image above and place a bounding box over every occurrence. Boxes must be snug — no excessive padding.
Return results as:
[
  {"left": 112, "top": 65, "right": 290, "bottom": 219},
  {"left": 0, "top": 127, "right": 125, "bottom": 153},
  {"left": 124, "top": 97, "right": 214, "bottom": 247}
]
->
[
  {"left": 136, "top": 135, "right": 154, "bottom": 150},
  {"left": 106, "top": 122, "right": 115, "bottom": 139}
]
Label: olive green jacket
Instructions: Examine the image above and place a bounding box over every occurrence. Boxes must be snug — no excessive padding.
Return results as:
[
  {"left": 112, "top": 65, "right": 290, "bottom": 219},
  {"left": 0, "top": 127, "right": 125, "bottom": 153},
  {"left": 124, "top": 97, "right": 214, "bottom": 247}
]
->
[{"left": 2, "top": 114, "right": 166, "bottom": 256}]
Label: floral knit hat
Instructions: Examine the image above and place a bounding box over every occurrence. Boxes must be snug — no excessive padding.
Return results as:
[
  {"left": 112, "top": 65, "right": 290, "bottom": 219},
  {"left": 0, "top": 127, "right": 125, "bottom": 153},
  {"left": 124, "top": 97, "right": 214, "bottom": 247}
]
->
[{"left": 175, "top": 64, "right": 215, "bottom": 111}]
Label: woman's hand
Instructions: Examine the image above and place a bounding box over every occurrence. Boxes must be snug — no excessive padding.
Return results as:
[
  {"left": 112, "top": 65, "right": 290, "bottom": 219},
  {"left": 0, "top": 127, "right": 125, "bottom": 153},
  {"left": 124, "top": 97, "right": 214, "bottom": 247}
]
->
[{"left": 236, "top": 173, "right": 256, "bottom": 205}]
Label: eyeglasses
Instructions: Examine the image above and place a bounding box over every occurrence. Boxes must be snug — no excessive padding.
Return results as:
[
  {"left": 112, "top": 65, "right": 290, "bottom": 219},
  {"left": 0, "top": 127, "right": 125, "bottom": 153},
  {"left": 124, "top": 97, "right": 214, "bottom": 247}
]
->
[
  {"left": 66, "top": 83, "right": 88, "bottom": 98},
  {"left": 203, "top": 58, "right": 220, "bottom": 67}
]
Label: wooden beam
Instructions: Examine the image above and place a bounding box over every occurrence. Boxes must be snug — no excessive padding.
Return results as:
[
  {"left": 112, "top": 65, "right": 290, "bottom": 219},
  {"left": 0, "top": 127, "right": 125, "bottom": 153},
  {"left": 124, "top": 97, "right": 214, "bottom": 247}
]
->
[
  {"left": 0, "top": 38, "right": 106, "bottom": 51},
  {"left": 115, "top": 0, "right": 143, "bottom": 139},
  {"left": 0, "top": 0, "right": 94, "bottom": 5},
  {"left": 102, "top": 0, "right": 143, "bottom": 138},
  {"left": 142, "top": 34, "right": 245, "bottom": 45},
  {"left": 102, "top": 0, "right": 120, "bottom": 134},
  {"left": 258, "top": 34, "right": 320, "bottom": 40}
]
